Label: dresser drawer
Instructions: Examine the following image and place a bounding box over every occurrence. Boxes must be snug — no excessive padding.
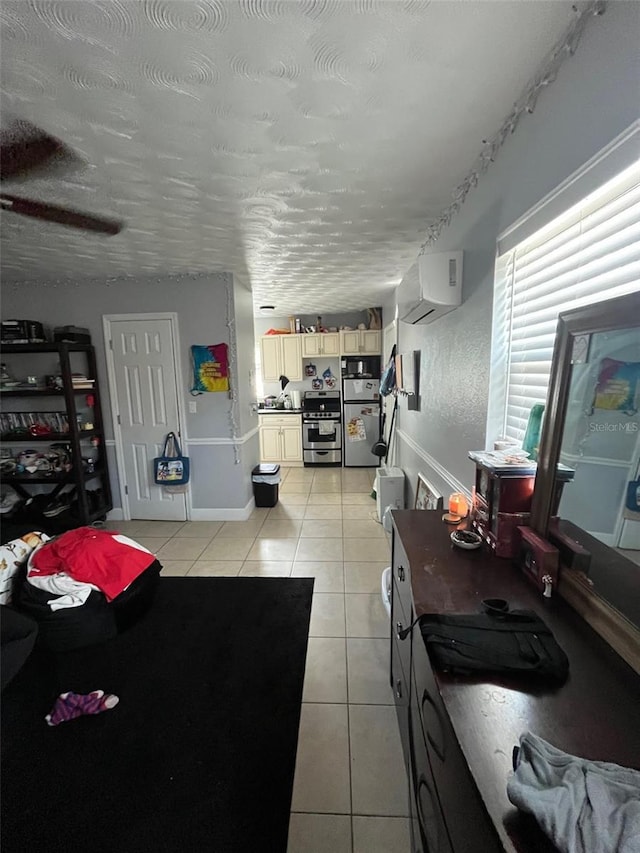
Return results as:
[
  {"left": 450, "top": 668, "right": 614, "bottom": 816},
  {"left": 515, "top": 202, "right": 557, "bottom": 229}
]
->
[
  {"left": 412, "top": 631, "right": 501, "bottom": 852},
  {"left": 409, "top": 665, "right": 452, "bottom": 853}
]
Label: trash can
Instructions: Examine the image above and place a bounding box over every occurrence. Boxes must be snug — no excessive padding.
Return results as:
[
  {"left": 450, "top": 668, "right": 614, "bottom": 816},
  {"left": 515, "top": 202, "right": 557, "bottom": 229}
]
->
[{"left": 252, "top": 463, "right": 281, "bottom": 508}]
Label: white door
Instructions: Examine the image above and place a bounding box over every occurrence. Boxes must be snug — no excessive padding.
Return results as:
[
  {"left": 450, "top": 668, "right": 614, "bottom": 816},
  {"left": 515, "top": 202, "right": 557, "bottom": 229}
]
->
[{"left": 107, "top": 317, "right": 186, "bottom": 521}]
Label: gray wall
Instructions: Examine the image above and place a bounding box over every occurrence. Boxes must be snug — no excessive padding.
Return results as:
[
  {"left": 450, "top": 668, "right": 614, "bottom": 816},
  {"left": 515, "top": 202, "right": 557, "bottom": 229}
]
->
[
  {"left": 392, "top": 1, "right": 640, "bottom": 505},
  {"left": 2, "top": 272, "right": 257, "bottom": 511}
]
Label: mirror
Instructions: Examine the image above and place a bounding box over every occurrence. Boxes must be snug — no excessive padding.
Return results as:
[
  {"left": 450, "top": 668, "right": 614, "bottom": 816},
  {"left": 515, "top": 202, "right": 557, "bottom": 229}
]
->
[{"left": 531, "top": 290, "right": 640, "bottom": 672}]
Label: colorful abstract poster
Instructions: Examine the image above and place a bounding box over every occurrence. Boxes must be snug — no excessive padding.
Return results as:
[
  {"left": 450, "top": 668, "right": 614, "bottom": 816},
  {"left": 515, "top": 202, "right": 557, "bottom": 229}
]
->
[
  {"left": 191, "top": 344, "right": 229, "bottom": 393},
  {"left": 592, "top": 358, "right": 640, "bottom": 415}
]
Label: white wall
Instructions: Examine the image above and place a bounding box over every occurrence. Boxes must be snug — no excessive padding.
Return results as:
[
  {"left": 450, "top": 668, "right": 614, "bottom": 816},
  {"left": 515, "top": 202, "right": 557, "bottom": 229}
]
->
[{"left": 391, "top": 1, "right": 640, "bottom": 506}]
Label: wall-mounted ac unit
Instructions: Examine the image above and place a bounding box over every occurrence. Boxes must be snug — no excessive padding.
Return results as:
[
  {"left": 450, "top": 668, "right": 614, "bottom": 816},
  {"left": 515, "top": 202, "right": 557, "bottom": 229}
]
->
[{"left": 398, "top": 251, "right": 463, "bottom": 325}]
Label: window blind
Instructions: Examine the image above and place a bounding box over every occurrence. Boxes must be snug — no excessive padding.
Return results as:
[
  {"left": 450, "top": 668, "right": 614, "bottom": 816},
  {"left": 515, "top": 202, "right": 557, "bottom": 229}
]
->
[{"left": 498, "top": 158, "right": 640, "bottom": 442}]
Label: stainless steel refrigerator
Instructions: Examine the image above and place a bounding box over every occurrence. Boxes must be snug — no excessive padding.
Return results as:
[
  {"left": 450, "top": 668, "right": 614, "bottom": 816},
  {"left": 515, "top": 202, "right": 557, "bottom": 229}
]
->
[{"left": 342, "top": 378, "right": 380, "bottom": 467}]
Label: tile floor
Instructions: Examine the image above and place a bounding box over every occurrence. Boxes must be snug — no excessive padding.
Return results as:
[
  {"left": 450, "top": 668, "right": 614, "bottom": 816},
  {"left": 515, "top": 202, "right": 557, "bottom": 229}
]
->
[{"left": 108, "top": 466, "right": 409, "bottom": 853}]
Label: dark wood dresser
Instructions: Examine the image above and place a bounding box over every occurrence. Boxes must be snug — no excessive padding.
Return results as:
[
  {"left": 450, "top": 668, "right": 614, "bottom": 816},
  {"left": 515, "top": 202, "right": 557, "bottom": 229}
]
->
[{"left": 390, "top": 510, "right": 640, "bottom": 853}]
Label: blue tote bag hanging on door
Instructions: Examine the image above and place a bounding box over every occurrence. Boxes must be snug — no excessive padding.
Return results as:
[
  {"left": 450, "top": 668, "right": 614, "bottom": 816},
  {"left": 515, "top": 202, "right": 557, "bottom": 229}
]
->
[{"left": 153, "top": 432, "right": 190, "bottom": 486}]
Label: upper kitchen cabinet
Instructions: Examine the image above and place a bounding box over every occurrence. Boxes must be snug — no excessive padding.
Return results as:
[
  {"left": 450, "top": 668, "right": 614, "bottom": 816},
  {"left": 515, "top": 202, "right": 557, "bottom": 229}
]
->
[
  {"left": 301, "top": 332, "right": 340, "bottom": 358},
  {"left": 260, "top": 335, "right": 303, "bottom": 382},
  {"left": 340, "top": 329, "right": 381, "bottom": 355}
]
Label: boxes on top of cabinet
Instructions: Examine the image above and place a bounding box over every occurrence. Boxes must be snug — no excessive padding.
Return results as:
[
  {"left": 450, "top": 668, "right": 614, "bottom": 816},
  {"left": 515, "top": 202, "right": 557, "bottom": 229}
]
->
[
  {"left": 1, "top": 320, "right": 46, "bottom": 344},
  {"left": 53, "top": 326, "right": 91, "bottom": 344}
]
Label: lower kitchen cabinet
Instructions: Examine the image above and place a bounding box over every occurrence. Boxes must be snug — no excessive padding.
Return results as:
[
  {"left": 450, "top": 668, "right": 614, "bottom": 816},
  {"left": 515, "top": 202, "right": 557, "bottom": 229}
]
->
[{"left": 258, "top": 414, "right": 302, "bottom": 464}]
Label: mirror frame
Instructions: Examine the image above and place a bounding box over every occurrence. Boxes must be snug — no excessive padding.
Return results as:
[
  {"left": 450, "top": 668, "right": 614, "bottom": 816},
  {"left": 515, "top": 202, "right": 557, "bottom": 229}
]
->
[{"left": 530, "top": 289, "right": 640, "bottom": 674}]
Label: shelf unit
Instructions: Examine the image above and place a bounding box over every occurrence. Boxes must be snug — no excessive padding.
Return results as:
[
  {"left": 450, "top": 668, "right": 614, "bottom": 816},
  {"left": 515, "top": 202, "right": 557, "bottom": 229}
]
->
[{"left": 0, "top": 342, "right": 112, "bottom": 528}]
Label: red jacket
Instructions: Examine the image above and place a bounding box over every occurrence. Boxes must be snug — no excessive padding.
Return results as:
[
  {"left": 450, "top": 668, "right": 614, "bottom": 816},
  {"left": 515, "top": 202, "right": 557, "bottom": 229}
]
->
[{"left": 29, "top": 527, "right": 155, "bottom": 601}]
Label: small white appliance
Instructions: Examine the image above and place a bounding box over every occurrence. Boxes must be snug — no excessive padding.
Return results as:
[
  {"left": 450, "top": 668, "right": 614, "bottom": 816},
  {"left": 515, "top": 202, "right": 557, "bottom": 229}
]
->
[
  {"left": 375, "top": 466, "right": 405, "bottom": 522},
  {"left": 398, "top": 251, "right": 463, "bottom": 325}
]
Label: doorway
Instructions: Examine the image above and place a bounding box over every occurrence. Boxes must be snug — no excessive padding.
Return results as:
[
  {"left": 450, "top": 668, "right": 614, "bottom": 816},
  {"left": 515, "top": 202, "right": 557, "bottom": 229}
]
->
[{"left": 104, "top": 314, "right": 187, "bottom": 521}]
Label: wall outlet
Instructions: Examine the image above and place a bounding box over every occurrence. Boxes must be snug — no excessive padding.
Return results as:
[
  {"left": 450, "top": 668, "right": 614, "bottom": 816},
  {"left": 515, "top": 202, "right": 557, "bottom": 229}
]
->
[{"left": 188, "top": 401, "right": 197, "bottom": 413}]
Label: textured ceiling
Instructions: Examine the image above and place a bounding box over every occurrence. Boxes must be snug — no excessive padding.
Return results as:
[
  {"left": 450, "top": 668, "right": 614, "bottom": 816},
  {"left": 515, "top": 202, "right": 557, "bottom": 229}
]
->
[{"left": 0, "top": 0, "right": 579, "bottom": 315}]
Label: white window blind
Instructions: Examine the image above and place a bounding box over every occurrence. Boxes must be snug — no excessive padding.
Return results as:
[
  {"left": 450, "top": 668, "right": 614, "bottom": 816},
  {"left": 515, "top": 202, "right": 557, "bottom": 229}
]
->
[{"left": 495, "top": 158, "right": 640, "bottom": 443}]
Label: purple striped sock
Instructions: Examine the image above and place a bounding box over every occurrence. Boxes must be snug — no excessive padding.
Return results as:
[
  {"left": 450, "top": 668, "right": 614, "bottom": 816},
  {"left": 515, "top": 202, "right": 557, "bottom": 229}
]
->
[{"left": 45, "top": 690, "right": 119, "bottom": 726}]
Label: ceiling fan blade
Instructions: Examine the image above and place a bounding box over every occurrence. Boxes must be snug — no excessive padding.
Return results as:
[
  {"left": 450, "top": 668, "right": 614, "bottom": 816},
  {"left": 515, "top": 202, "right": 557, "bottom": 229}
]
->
[
  {"left": 0, "top": 193, "right": 123, "bottom": 235},
  {"left": 0, "top": 125, "right": 76, "bottom": 181}
]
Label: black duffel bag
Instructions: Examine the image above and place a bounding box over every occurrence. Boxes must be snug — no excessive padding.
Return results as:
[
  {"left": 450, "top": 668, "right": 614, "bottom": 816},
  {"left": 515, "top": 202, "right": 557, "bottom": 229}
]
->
[{"left": 419, "top": 609, "right": 569, "bottom": 684}]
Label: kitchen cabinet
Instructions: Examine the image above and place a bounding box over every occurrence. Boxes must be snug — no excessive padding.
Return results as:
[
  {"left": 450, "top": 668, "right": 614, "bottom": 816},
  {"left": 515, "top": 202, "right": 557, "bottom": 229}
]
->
[
  {"left": 339, "top": 329, "right": 381, "bottom": 355},
  {"left": 0, "top": 342, "right": 112, "bottom": 529},
  {"left": 301, "top": 332, "right": 340, "bottom": 358},
  {"left": 260, "top": 335, "right": 303, "bottom": 382},
  {"left": 258, "top": 414, "right": 302, "bottom": 464},
  {"left": 391, "top": 510, "right": 640, "bottom": 853}
]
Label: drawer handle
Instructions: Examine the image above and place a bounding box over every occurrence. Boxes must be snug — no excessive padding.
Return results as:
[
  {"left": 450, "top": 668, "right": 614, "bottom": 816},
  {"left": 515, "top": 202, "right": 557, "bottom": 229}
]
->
[
  {"left": 421, "top": 689, "right": 446, "bottom": 762},
  {"left": 395, "top": 679, "right": 403, "bottom": 699},
  {"left": 397, "top": 616, "right": 419, "bottom": 641},
  {"left": 397, "top": 565, "right": 405, "bottom": 582},
  {"left": 416, "top": 773, "right": 442, "bottom": 849}
]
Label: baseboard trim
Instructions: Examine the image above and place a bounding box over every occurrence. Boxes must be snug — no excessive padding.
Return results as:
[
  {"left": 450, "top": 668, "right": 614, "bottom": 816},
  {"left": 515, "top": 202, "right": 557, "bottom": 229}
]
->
[
  {"left": 397, "top": 429, "right": 471, "bottom": 500},
  {"left": 189, "top": 498, "right": 255, "bottom": 522},
  {"left": 108, "top": 502, "right": 255, "bottom": 522}
]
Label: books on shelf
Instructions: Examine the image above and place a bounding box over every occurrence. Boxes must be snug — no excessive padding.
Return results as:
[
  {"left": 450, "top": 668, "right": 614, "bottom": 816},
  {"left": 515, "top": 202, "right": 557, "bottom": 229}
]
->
[{"left": 71, "top": 373, "right": 95, "bottom": 389}]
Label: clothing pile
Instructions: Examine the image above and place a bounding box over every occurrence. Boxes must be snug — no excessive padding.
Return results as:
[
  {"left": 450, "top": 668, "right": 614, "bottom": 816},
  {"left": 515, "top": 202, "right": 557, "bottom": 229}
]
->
[
  {"left": 508, "top": 732, "right": 640, "bottom": 853},
  {"left": 27, "top": 526, "right": 157, "bottom": 609},
  {"left": 16, "top": 526, "right": 162, "bottom": 652}
]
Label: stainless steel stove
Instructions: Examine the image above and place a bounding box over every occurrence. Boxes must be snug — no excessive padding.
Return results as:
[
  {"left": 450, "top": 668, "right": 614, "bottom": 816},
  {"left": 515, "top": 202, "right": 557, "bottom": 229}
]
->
[{"left": 302, "top": 391, "right": 342, "bottom": 466}]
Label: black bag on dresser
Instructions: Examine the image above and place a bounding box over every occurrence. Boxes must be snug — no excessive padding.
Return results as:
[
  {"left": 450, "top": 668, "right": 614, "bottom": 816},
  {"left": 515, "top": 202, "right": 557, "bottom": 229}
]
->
[{"left": 419, "top": 610, "right": 569, "bottom": 684}]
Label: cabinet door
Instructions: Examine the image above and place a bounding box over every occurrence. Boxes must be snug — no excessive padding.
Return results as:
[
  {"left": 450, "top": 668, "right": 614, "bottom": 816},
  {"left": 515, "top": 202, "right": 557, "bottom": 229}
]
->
[
  {"left": 340, "top": 330, "right": 361, "bottom": 355},
  {"left": 260, "top": 336, "right": 281, "bottom": 382},
  {"left": 302, "top": 334, "right": 321, "bottom": 357},
  {"left": 321, "top": 333, "right": 340, "bottom": 355},
  {"left": 259, "top": 425, "right": 282, "bottom": 462},
  {"left": 281, "top": 335, "right": 302, "bottom": 380},
  {"left": 361, "top": 330, "right": 381, "bottom": 354},
  {"left": 280, "top": 424, "right": 302, "bottom": 462}
]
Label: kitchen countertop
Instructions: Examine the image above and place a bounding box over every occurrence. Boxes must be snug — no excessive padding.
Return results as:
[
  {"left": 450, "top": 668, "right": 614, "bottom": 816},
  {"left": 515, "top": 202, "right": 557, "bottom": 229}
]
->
[{"left": 258, "top": 407, "right": 303, "bottom": 414}]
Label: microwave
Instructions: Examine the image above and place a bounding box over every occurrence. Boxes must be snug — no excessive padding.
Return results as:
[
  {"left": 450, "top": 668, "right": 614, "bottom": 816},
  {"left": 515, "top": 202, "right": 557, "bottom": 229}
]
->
[{"left": 341, "top": 356, "right": 381, "bottom": 379}]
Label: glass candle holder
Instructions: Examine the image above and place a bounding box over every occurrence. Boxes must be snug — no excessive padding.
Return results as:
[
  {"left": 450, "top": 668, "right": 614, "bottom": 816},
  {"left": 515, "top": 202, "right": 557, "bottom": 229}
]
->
[{"left": 448, "top": 492, "right": 469, "bottom": 517}]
